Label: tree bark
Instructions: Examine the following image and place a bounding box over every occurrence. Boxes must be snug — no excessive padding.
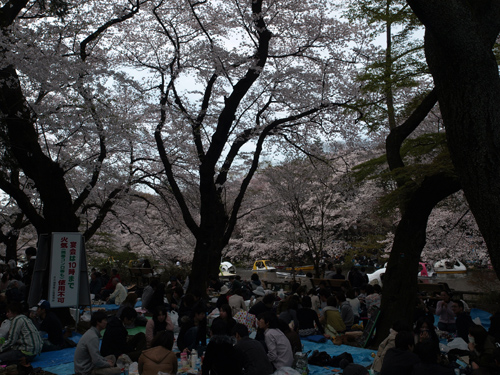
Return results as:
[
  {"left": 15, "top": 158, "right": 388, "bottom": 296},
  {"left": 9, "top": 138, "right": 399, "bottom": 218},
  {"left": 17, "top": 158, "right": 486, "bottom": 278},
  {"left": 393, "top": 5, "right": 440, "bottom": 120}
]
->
[
  {"left": 406, "top": 0, "right": 500, "bottom": 279},
  {"left": 375, "top": 88, "right": 456, "bottom": 344},
  {"left": 376, "top": 172, "right": 460, "bottom": 342},
  {"left": 0, "top": 66, "right": 80, "bottom": 234}
]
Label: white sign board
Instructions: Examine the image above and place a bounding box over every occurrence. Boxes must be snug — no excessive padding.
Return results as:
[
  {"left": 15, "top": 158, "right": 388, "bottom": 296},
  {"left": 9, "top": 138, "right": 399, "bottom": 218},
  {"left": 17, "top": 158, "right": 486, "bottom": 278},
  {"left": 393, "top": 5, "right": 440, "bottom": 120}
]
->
[{"left": 48, "top": 232, "right": 82, "bottom": 307}]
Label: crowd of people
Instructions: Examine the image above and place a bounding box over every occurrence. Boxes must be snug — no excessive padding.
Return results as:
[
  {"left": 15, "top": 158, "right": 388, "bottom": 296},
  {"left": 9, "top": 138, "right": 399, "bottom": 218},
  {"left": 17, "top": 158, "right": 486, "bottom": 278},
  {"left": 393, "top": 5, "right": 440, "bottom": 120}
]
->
[
  {"left": 0, "top": 248, "right": 78, "bottom": 369},
  {"left": 75, "top": 264, "right": 500, "bottom": 375},
  {"left": 2, "top": 250, "right": 500, "bottom": 375},
  {"left": 71, "top": 266, "right": 389, "bottom": 374}
]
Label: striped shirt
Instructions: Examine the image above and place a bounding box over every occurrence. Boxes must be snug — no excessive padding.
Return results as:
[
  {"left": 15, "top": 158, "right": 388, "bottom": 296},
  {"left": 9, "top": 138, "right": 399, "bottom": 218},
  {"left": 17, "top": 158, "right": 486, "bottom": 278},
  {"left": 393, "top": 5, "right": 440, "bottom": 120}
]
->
[{"left": 0, "top": 314, "right": 42, "bottom": 356}]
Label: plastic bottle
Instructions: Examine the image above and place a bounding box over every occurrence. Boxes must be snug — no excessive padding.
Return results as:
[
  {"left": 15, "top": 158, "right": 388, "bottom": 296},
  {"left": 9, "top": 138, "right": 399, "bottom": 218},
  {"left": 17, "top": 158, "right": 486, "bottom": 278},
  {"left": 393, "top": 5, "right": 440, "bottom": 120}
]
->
[
  {"left": 293, "top": 352, "right": 309, "bottom": 375},
  {"left": 278, "top": 288, "right": 285, "bottom": 299},
  {"left": 191, "top": 349, "right": 198, "bottom": 368},
  {"left": 180, "top": 352, "right": 188, "bottom": 367}
]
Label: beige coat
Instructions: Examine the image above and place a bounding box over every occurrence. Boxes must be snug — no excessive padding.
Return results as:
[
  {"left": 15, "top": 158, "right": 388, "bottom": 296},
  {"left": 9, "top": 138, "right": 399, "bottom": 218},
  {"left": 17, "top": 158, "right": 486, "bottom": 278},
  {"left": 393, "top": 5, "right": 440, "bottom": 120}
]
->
[
  {"left": 138, "top": 346, "right": 177, "bottom": 375},
  {"left": 372, "top": 328, "right": 397, "bottom": 372}
]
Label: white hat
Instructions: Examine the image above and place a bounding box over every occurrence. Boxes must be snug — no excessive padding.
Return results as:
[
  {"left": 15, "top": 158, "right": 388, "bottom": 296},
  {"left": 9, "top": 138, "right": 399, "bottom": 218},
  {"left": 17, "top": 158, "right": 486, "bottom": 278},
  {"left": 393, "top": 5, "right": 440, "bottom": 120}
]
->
[
  {"left": 253, "top": 286, "right": 266, "bottom": 296},
  {"left": 220, "top": 285, "right": 230, "bottom": 294}
]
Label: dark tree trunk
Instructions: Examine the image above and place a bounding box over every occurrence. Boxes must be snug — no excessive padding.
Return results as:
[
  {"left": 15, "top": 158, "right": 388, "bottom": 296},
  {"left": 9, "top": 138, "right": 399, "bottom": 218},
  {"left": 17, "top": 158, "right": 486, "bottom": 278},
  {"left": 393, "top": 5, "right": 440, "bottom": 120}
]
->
[
  {"left": 376, "top": 173, "right": 460, "bottom": 342},
  {"left": 188, "top": 172, "right": 229, "bottom": 295},
  {"left": 0, "top": 66, "right": 80, "bottom": 234},
  {"left": 3, "top": 232, "right": 19, "bottom": 262},
  {"left": 407, "top": 0, "right": 500, "bottom": 280},
  {"left": 375, "top": 88, "right": 459, "bottom": 344}
]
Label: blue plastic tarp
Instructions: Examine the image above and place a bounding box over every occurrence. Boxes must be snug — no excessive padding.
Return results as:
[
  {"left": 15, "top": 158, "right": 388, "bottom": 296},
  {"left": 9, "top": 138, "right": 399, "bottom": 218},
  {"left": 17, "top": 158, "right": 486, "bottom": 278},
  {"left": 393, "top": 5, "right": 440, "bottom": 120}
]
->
[{"left": 302, "top": 339, "right": 375, "bottom": 375}]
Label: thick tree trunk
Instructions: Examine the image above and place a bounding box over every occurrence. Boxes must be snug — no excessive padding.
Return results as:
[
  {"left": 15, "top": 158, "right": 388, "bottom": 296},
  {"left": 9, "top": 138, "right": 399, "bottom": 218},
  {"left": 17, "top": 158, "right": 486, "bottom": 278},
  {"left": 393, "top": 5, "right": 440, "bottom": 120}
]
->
[
  {"left": 407, "top": 0, "right": 500, "bottom": 279},
  {"left": 376, "top": 172, "right": 460, "bottom": 343},
  {"left": 0, "top": 66, "right": 80, "bottom": 234},
  {"left": 188, "top": 175, "right": 229, "bottom": 295}
]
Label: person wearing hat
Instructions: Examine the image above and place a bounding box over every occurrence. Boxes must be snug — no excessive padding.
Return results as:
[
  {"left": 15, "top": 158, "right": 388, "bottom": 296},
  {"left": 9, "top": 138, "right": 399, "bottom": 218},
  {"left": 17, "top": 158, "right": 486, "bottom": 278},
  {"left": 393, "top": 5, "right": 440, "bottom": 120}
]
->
[
  {"left": 215, "top": 285, "right": 230, "bottom": 309},
  {"left": 34, "top": 300, "right": 70, "bottom": 352},
  {"left": 248, "top": 286, "right": 266, "bottom": 309},
  {"left": 0, "top": 301, "right": 42, "bottom": 364}
]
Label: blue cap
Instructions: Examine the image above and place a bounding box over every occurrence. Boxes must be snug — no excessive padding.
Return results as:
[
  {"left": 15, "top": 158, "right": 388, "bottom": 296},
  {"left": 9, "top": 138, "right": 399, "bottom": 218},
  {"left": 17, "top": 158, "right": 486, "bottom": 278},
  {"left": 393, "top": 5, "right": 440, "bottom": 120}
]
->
[{"left": 38, "top": 300, "right": 51, "bottom": 310}]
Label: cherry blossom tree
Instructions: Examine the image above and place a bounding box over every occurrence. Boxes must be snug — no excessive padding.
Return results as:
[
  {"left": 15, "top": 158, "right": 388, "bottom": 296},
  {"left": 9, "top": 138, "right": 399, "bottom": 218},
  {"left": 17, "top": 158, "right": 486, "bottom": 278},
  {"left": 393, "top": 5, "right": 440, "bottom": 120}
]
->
[
  {"left": 225, "top": 146, "right": 388, "bottom": 271},
  {"left": 124, "top": 0, "right": 366, "bottom": 292},
  {"left": 0, "top": 0, "right": 148, "bottom": 240}
]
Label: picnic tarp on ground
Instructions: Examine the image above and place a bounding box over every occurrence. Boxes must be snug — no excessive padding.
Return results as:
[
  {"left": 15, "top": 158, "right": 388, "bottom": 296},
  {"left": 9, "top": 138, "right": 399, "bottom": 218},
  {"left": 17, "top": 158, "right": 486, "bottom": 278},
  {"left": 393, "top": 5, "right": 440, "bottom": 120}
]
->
[
  {"left": 31, "top": 308, "right": 493, "bottom": 375},
  {"left": 33, "top": 334, "right": 374, "bottom": 375},
  {"left": 302, "top": 340, "right": 375, "bottom": 374}
]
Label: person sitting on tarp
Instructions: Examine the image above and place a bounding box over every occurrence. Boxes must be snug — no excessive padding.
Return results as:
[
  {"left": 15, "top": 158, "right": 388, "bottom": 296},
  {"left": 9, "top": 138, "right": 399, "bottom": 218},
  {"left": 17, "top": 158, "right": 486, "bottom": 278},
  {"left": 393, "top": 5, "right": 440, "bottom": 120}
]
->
[
  {"left": 100, "top": 306, "right": 146, "bottom": 362},
  {"left": 89, "top": 272, "right": 103, "bottom": 300},
  {"left": 320, "top": 296, "right": 346, "bottom": 336},
  {"left": 380, "top": 331, "right": 421, "bottom": 375},
  {"left": 451, "top": 300, "right": 473, "bottom": 343},
  {"left": 106, "top": 278, "right": 127, "bottom": 305},
  {"left": 233, "top": 323, "right": 273, "bottom": 375},
  {"left": 31, "top": 300, "right": 74, "bottom": 352},
  {"left": 177, "top": 305, "right": 207, "bottom": 354},
  {"left": 74, "top": 311, "right": 121, "bottom": 375},
  {"left": 0, "top": 302, "right": 42, "bottom": 365},
  {"left": 100, "top": 269, "right": 121, "bottom": 300}
]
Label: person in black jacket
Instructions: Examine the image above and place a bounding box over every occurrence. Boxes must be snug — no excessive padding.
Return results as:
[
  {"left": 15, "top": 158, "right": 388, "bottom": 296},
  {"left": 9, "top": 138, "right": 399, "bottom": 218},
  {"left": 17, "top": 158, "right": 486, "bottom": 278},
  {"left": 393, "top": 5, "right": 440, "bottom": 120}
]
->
[
  {"left": 248, "top": 293, "right": 275, "bottom": 317},
  {"left": 297, "top": 296, "right": 323, "bottom": 336},
  {"left": 412, "top": 339, "right": 454, "bottom": 375},
  {"left": 202, "top": 319, "right": 242, "bottom": 375},
  {"left": 380, "top": 331, "right": 421, "bottom": 375},
  {"left": 233, "top": 323, "right": 273, "bottom": 375},
  {"left": 451, "top": 300, "right": 474, "bottom": 342},
  {"left": 33, "top": 300, "right": 72, "bottom": 352},
  {"left": 100, "top": 306, "right": 146, "bottom": 361}
]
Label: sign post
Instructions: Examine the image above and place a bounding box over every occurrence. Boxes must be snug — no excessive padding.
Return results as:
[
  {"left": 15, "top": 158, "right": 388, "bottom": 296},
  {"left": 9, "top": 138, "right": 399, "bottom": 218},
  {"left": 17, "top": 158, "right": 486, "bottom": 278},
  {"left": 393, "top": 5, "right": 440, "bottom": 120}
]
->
[{"left": 49, "top": 232, "right": 83, "bottom": 307}]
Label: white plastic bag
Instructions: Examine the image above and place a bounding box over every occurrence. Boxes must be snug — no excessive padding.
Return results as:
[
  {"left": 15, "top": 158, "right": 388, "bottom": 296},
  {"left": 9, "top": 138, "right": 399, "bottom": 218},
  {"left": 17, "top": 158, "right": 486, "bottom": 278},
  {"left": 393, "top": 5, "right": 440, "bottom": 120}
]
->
[
  {"left": 445, "top": 337, "right": 468, "bottom": 351},
  {"left": 0, "top": 319, "right": 11, "bottom": 339},
  {"left": 116, "top": 354, "right": 133, "bottom": 369},
  {"left": 129, "top": 362, "right": 139, "bottom": 375},
  {"left": 169, "top": 310, "right": 180, "bottom": 333}
]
